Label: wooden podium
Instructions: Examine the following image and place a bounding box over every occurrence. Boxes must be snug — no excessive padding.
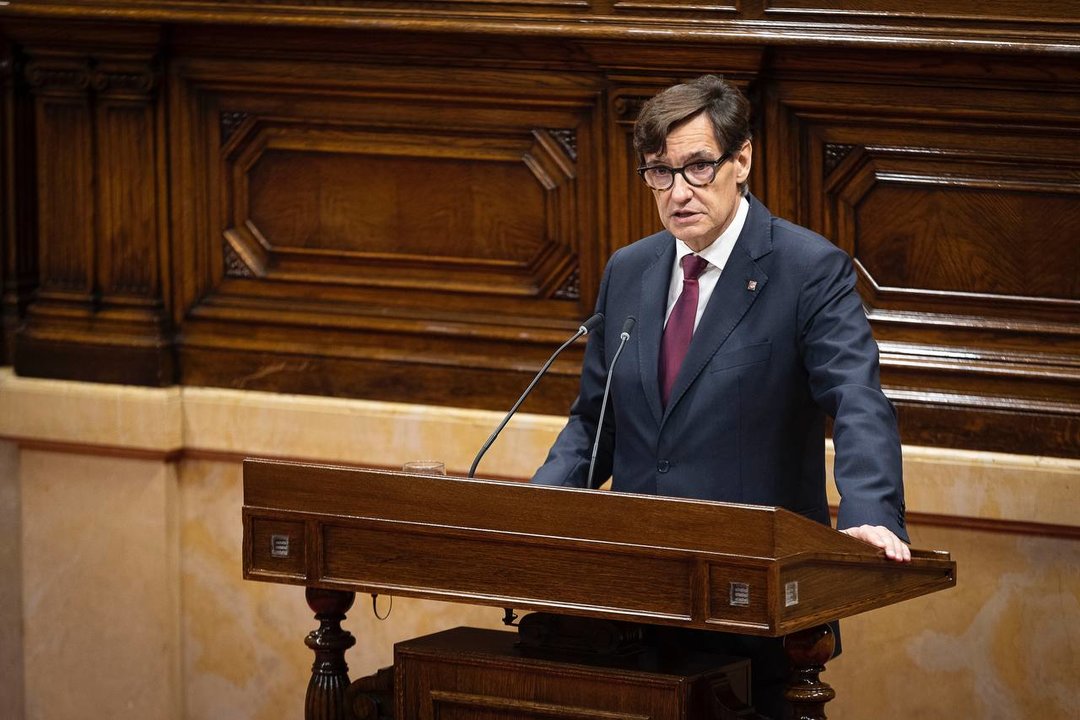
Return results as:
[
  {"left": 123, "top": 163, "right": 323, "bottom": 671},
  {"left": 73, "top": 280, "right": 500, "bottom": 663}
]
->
[{"left": 242, "top": 459, "right": 956, "bottom": 719}]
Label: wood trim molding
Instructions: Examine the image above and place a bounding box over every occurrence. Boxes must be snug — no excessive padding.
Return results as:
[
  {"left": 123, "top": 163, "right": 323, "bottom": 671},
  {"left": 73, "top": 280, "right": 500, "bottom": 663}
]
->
[
  {"left": 2, "top": 4, "right": 1077, "bottom": 56},
  {"left": 902, "top": 511, "right": 1080, "bottom": 541},
  {"left": 1, "top": 435, "right": 183, "bottom": 463}
]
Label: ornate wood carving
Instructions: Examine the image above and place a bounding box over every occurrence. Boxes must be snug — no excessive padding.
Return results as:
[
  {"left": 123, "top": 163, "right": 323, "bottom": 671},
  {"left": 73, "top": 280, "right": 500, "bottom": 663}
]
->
[
  {"left": 552, "top": 267, "right": 580, "bottom": 301},
  {"left": 223, "top": 241, "right": 256, "bottom": 279},
  {"left": 219, "top": 110, "right": 250, "bottom": 145},
  {"left": 546, "top": 128, "right": 577, "bottom": 161},
  {"left": 613, "top": 95, "right": 648, "bottom": 124},
  {"left": 822, "top": 143, "right": 855, "bottom": 176}
]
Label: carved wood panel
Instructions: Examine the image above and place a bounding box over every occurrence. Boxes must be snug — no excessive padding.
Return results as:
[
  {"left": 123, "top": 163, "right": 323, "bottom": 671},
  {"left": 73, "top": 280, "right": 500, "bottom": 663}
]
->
[
  {"left": 763, "top": 50, "right": 1080, "bottom": 455},
  {"left": 223, "top": 122, "right": 577, "bottom": 297},
  {"left": 169, "top": 48, "right": 605, "bottom": 410}
]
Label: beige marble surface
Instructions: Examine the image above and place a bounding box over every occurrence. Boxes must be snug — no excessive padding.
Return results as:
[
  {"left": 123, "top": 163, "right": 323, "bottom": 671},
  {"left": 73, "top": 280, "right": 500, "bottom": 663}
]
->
[
  {"left": 18, "top": 450, "right": 181, "bottom": 720},
  {"left": 179, "top": 461, "right": 505, "bottom": 720},
  {"left": 1, "top": 369, "right": 1078, "bottom": 720},
  {"left": 3, "top": 368, "right": 1076, "bottom": 524},
  {"left": 179, "top": 384, "right": 563, "bottom": 478},
  {"left": 828, "top": 523, "right": 1080, "bottom": 719},
  {"left": 0, "top": 440, "right": 24, "bottom": 720},
  {"left": 825, "top": 442, "right": 1080, "bottom": 529},
  {"left": 0, "top": 369, "right": 182, "bottom": 452}
]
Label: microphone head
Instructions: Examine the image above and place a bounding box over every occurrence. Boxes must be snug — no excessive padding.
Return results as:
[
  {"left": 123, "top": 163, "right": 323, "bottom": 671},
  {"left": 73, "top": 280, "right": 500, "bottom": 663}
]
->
[
  {"left": 621, "top": 316, "right": 637, "bottom": 335},
  {"left": 579, "top": 312, "right": 605, "bottom": 335}
]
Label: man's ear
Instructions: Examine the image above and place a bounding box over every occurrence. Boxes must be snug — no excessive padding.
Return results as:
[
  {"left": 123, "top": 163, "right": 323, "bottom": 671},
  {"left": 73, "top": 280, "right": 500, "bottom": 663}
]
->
[{"left": 734, "top": 140, "right": 752, "bottom": 185}]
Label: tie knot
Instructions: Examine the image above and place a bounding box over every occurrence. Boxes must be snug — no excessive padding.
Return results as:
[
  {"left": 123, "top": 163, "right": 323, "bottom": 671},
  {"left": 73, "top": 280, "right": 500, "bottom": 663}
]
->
[{"left": 681, "top": 254, "right": 709, "bottom": 281}]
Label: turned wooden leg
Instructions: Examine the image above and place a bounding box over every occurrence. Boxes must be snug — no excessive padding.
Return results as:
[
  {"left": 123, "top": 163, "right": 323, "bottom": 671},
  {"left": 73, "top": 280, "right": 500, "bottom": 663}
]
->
[
  {"left": 783, "top": 624, "right": 836, "bottom": 720},
  {"left": 304, "top": 588, "right": 357, "bottom": 720}
]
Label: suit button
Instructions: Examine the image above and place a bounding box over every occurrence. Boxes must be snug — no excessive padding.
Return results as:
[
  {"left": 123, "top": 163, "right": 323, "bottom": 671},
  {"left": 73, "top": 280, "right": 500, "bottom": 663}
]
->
[{"left": 657, "top": 460, "right": 670, "bottom": 473}]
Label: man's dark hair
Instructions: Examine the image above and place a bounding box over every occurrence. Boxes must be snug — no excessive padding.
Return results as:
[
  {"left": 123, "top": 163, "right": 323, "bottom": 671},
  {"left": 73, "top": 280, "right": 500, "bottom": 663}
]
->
[{"left": 633, "top": 75, "right": 752, "bottom": 189}]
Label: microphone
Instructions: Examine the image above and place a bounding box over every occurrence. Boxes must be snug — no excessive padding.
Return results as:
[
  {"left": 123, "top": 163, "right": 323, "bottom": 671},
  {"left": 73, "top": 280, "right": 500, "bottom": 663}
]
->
[
  {"left": 586, "top": 316, "right": 635, "bottom": 490},
  {"left": 468, "top": 313, "right": 604, "bottom": 479}
]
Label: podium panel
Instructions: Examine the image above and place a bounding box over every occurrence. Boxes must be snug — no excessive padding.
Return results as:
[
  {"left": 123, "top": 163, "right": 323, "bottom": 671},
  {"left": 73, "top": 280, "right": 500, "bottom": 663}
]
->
[
  {"left": 396, "top": 627, "right": 751, "bottom": 720},
  {"left": 243, "top": 460, "right": 956, "bottom": 636}
]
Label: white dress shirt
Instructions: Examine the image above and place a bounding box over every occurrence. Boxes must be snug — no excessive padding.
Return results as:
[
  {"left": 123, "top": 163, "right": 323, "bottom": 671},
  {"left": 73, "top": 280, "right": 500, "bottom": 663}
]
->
[{"left": 664, "top": 195, "right": 751, "bottom": 330}]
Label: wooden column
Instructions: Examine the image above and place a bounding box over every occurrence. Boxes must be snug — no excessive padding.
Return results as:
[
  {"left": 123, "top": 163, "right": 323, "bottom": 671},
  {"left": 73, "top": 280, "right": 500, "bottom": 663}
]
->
[
  {"left": 0, "top": 36, "right": 37, "bottom": 364},
  {"left": 304, "top": 587, "right": 357, "bottom": 720},
  {"left": 784, "top": 624, "right": 837, "bottom": 720},
  {"left": 9, "top": 22, "right": 174, "bottom": 384}
]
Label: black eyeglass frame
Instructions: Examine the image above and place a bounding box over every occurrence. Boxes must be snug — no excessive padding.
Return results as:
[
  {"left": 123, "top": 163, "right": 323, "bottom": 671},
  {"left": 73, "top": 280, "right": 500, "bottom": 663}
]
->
[{"left": 636, "top": 151, "right": 734, "bottom": 190}]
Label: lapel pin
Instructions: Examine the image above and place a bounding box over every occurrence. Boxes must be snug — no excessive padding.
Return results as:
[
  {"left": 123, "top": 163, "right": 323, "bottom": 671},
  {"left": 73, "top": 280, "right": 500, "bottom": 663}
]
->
[{"left": 746, "top": 280, "right": 758, "bottom": 291}]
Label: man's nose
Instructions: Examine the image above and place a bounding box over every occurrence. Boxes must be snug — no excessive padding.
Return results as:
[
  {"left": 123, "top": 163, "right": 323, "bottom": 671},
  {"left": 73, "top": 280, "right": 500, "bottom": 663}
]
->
[{"left": 669, "top": 172, "right": 694, "bottom": 201}]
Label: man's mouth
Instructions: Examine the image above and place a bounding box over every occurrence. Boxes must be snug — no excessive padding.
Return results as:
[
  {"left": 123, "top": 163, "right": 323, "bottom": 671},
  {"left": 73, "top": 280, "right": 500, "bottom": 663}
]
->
[{"left": 672, "top": 210, "right": 699, "bottom": 220}]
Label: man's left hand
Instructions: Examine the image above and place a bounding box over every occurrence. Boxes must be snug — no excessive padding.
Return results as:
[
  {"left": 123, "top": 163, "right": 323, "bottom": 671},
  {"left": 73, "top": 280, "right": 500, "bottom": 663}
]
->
[{"left": 840, "top": 525, "right": 911, "bottom": 562}]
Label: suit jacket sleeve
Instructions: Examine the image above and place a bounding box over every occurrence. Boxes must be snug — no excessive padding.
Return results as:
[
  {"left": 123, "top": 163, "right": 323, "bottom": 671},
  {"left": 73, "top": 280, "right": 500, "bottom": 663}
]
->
[
  {"left": 798, "top": 241, "right": 908, "bottom": 541},
  {"left": 531, "top": 251, "right": 619, "bottom": 488}
]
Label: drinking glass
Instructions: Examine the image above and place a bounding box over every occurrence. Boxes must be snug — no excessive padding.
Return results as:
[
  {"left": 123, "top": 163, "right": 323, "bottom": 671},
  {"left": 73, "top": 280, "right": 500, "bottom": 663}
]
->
[{"left": 402, "top": 461, "right": 446, "bottom": 475}]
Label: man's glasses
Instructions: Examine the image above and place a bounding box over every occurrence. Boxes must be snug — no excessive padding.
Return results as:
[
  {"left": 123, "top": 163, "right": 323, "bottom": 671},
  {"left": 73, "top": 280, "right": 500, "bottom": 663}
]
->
[{"left": 637, "top": 152, "right": 733, "bottom": 191}]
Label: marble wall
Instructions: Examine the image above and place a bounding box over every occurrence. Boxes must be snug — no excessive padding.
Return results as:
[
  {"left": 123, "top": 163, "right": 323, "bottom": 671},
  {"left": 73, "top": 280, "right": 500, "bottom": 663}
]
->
[
  {"left": 0, "top": 368, "right": 1076, "bottom": 719},
  {"left": 0, "top": 439, "right": 24, "bottom": 719}
]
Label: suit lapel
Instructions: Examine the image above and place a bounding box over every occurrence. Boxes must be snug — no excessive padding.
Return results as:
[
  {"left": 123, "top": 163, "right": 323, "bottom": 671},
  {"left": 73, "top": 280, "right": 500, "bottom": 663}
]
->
[
  {"left": 662, "top": 197, "right": 773, "bottom": 422},
  {"left": 638, "top": 236, "right": 674, "bottom": 427}
]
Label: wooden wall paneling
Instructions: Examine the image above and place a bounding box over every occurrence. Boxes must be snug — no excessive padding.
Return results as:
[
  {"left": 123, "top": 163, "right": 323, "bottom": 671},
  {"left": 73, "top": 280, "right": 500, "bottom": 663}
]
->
[
  {"left": 0, "top": 7, "right": 1077, "bottom": 456},
  {"left": 167, "top": 45, "right": 213, "bottom": 332},
  {"left": 762, "top": 50, "right": 1080, "bottom": 456},
  {"left": 168, "top": 42, "right": 608, "bottom": 412},
  {"left": 3, "top": 1, "right": 1078, "bottom": 56},
  {"left": 0, "top": 37, "right": 37, "bottom": 364},
  {"left": 17, "top": 46, "right": 97, "bottom": 375},
  {"left": 93, "top": 51, "right": 169, "bottom": 325},
  {"left": 607, "top": 87, "right": 660, "bottom": 260},
  {"left": 762, "top": 0, "right": 1079, "bottom": 26},
  {"left": 0, "top": 37, "right": 9, "bottom": 363},
  {"left": 9, "top": 23, "right": 174, "bottom": 384}
]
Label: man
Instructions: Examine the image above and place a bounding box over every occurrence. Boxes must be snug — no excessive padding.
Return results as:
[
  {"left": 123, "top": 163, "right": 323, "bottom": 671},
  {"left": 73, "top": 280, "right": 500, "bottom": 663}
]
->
[{"left": 531, "top": 75, "right": 909, "bottom": 717}]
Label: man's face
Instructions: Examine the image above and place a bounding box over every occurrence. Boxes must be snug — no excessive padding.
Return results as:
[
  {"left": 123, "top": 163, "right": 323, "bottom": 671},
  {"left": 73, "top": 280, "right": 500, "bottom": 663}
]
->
[{"left": 642, "top": 112, "right": 752, "bottom": 252}]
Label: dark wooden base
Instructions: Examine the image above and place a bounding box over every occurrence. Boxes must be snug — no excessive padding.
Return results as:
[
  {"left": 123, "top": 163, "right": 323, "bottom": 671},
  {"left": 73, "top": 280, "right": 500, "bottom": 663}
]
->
[
  {"left": 394, "top": 626, "right": 755, "bottom": 720},
  {"left": 14, "top": 334, "right": 175, "bottom": 386}
]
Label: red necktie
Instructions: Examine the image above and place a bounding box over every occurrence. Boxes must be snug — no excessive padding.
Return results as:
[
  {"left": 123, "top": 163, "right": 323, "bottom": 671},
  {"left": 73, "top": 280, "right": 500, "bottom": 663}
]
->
[{"left": 660, "top": 254, "right": 709, "bottom": 408}]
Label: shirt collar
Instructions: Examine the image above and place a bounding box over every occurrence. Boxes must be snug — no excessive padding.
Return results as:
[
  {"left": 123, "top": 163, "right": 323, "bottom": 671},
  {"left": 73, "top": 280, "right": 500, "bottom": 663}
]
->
[{"left": 673, "top": 195, "right": 750, "bottom": 271}]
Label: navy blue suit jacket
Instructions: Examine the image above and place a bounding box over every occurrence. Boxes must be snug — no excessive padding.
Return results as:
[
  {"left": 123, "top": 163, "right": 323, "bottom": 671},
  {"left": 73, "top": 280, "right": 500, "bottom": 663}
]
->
[{"left": 533, "top": 195, "right": 907, "bottom": 541}]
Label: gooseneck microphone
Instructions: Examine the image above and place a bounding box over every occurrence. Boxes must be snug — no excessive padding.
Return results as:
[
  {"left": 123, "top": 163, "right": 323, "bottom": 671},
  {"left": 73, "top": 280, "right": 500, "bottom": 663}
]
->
[
  {"left": 586, "top": 316, "right": 636, "bottom": 490},
  {"left": 468, "top": 313, "right": 604, "bottom": 479}
]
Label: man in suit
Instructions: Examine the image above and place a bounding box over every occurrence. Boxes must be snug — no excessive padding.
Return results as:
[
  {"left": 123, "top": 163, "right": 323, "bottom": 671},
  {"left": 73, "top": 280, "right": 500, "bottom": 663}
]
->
[{"left": 531, "top": 75, "right": 910, "bottom": 717}]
